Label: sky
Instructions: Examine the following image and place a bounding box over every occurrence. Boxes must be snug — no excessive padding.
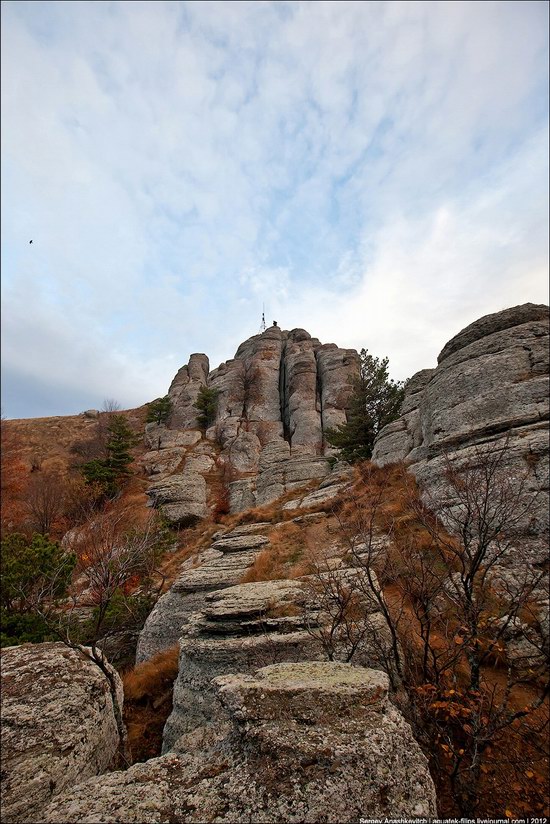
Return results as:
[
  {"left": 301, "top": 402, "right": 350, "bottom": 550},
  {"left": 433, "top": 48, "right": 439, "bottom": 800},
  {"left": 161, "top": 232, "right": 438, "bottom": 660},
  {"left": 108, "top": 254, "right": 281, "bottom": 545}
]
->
[{"left": 1, "top": 0, "right": 548, "bottom": 419}]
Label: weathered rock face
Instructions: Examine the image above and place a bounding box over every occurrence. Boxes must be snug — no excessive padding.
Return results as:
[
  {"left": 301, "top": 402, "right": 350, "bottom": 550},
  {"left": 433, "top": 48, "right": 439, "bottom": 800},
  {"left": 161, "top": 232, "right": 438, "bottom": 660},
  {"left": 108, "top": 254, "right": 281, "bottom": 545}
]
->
[
  {"left": 162, "top": 578, "right": 324, "bottom": 751},
  {"left": 168, "top": 353, "right": 210, "bottom": 429},
  {"left": 1, "top": 643, "right": 123, "bottom": 824},
  {"left": 146, "top": 471, "right": 207, "bottom": 526},
  {"left": 165, "top": 325, "right": 359, "bottom": 493},
  {"left": 373, "top": 304, "right": 549, "bottom": 627},
  {"left": 316, "top": 344, "right": 361, "bottom": 445},
  {"left": 43, "top": 662, "right": 437, "bottom": 823},
  {"left": 373, "top": 303, "right": 550, "bottom": 572},
  {"left": 136, "top": 524, "right": 273, "bottom": 662},
  {"left": 373, "top": 303, "right": 548, "bottom": 466}
]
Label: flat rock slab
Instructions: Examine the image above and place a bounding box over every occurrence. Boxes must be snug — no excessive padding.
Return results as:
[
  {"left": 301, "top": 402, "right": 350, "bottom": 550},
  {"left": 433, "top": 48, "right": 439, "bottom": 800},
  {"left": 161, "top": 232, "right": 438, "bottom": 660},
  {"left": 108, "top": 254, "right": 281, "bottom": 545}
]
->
[
  {"left": 172, "top": 549, "right": 263, "bottom": 593},
  {"left": 202, "top": 579, "right": 305, "bottom": 619},
  {"left": 43, "top": 661, "right": 436, "bottom": 823},
  {"left": 210, "top": 534, "right": 269, "bottom": 553}
]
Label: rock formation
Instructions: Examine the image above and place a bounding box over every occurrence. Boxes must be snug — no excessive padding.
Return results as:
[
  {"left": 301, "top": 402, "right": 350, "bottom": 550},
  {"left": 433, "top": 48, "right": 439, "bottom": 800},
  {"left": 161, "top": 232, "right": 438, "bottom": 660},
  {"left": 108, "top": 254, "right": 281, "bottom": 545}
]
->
[
  {"left": 373, "top": 303, "right": 549, "bottom": 564},
  {"left": 372, "top": 303, "right": 549, "bottom": 650},
  {"left": 147, "top": 324, "right": 360, "bottom": 519},
  {"left": 42, "top": 662, "right": 437, "bottom": 823},
  {"left": 1, "top": 643, "right": 124, "bottom": 824},
  {"left": 373, "top": 303, "right": 548, "bottom": 467},
  {"left": 136, "top": 523, "right": 274, "bottom": 662}
]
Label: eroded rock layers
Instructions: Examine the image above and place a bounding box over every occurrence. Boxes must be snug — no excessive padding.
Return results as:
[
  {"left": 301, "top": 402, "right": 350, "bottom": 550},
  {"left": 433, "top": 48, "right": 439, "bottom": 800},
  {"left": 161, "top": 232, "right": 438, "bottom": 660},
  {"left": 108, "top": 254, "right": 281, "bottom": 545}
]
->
[
  {"left": 42, "top": 662, "right": 437, "bottom": 823},
  {"left": 160, "top": 325, "right": 359, "bottom": 513}
]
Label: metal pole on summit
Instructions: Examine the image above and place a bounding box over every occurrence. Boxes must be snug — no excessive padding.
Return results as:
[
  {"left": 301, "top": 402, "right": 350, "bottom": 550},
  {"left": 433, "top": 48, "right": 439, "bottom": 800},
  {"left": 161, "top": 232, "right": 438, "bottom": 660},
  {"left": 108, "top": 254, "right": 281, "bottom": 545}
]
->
[{"left": 259, "top": 304, "right": 266, "bottom": 333}]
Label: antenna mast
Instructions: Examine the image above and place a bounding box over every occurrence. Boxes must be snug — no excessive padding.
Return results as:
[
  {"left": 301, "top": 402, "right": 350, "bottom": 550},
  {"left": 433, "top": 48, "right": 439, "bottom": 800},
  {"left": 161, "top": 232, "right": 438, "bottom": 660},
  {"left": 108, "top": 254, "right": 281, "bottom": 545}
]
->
[{"left": 259, "top": 303, "right": 266, "bottom": 333}]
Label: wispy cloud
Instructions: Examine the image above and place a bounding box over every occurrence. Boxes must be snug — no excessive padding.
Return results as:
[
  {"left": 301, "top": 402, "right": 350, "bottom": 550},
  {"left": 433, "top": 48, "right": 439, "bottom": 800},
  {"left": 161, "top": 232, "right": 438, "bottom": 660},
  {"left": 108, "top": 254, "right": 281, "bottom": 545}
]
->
[{"left": 1, "top": 0, "right": 548, "bottom": 417}]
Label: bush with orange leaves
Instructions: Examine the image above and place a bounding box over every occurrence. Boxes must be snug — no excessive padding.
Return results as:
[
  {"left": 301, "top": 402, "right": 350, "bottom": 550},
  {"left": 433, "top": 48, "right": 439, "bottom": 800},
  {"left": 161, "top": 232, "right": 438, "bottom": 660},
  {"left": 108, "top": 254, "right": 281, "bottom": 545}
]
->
[{"left": 308, "top": 441, "right": 548, "bottom": 818}]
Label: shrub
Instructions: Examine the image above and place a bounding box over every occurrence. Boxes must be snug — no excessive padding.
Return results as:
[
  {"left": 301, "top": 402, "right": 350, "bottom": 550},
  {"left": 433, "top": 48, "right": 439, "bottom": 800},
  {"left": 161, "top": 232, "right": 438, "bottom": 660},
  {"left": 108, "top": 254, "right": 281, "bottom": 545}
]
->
[
  {"left": 194, "top": 386, "right": 220, "bottom": 430},
  {"left": 146, "top": 396, "right": 173, "bottom": 426},
  {"left": 325, "top": 349, "right": 405, "bottom": 463}
]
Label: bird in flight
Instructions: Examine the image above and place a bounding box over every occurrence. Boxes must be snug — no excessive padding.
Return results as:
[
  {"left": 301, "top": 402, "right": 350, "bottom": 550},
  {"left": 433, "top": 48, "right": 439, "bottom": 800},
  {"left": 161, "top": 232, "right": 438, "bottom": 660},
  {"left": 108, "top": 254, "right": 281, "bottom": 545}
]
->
[{"left": 29, "top": 240, "right": 33, "bottom": 244}]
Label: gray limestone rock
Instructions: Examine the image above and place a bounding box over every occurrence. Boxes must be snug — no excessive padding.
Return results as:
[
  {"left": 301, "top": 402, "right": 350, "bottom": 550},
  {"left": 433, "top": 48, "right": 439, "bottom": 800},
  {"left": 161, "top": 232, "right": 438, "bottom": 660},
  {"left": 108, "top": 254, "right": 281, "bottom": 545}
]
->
[
  {"left": 168, "top": 353, "right": 210, "bottom": 430},
  {"left": 136, "top": 528, "right": 271, "bottom": 662},
  {"left": 373, "top": 304, "right": 549, "bottom": 466},
  {"left": 146, "top": 471, "right": 207, "bottom": 526},
  {"left": 223, "top": 430, "right": 261, "bottom": 473},
  {"left": 316, "top": 344, "right": 361, "bottom": 445},
  {"left": 283, "top": 331, "right": 323, "bottom": 452},
  {"left": 282, "top": 482, "right": 345, "bottom": 511},
  {"left": 372, "top": 303, "right": 549, "bottom": 591},
  {"left": 228, "top": 477, "right": 256, "bottom": 512},
  {"left": 144, "top": 423, "right": 202, "bottom": 450},
  {"left": 141, "top": 447, "right": 186, "bottom": 478},
  {"left": 162, "top": 631, "right": 323, "bottom": 752},
  {"left": 254, "top": 439, "right": 331, "bottom": 507},
  {"left": 43, "top": 662, "right": 436, "bottom": 823},
  {"left": 1, "top": 643, "right": 123, "bottom": 824}
]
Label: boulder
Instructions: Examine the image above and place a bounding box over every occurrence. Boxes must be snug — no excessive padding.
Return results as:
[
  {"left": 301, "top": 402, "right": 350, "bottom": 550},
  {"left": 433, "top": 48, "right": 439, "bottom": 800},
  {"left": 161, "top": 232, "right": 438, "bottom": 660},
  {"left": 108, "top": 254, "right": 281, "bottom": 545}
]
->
[
  {"left": 43, "top": 663, "right": 436, "bottom": 823},
  {"left": 147, "top": 471, "right": 207, "bottom": 526},
  {"left": 1, "top": 643, "right": 123, "bottom": 824}
]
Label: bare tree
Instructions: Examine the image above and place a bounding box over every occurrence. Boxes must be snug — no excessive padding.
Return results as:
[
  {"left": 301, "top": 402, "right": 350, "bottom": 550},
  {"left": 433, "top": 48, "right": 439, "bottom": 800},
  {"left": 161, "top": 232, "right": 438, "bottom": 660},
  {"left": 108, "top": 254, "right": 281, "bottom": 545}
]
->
[
  {"left": 32, "top": 508, "right": 167, "bottom": 765},
  {"left": 102, "top": 398, "right": 122, "bottom": 414},
  {"left": 25, "top": 471, "right": 65, "bottom": 534},
  {"left": 309, "top": 443, "right": 548, "bottom": 816}
]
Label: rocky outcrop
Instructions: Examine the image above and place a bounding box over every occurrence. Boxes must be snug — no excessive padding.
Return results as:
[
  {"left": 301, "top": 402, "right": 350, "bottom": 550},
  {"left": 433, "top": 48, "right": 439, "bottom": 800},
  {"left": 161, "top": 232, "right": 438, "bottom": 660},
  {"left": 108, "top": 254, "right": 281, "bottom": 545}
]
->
[
  {"left": 373, "top": 303, "right": 549, "bottom": 571},
  {"left": 282, "top": 462, "right": 355, "bottom": 511},
  {"left": 1, "top": 643, "right": 123, "bottom": 824},
  {"left": 373, "top": 304, "right": 549, "bottom": 604},
  {"left": 225, "top": 438, "right": 334, "bottom": 512},
  {"left": 168, "top": 353, "right": 210, "bottom": 429},
  {"left": 170, "top": 325, "right": 358, "bottom": 479},
  {"left": 147, "top": 471, "right": 207, "bottom": 526},
  {"left": 373, "top": 303, "right": 548, "bottom": 465},
  {"left": 43, "top": 662, "right": 437, "bottom": 823},
  {"left": 142, "top": 326, "right": 361, "bottom": 516},
  {"left": 162, "top": 579, "right": 323, "bottom": 751},
  {"left": 136, "top": 524, "right": 273, "bottom": 662},
  {"left": 316, "top": 344, "right": 361, "bottom": 445}
]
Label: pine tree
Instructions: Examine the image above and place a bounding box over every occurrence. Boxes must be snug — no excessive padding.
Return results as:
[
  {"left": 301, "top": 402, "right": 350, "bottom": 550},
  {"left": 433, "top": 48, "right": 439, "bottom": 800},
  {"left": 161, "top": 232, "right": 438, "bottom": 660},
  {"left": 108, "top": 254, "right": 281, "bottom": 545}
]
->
[
  {"left": 105, "top": 415, "right": 139, "bottom": 477},
  {"left": 194, "top": 386, "right": 220, "bottom": 430},
  {"left": 325, "top": 349, "right": 405, "bottom": 463},
  {"left": 81, "top": 414, "right": 139, "bottom": 497},
  {"left": 146, "top": 396, "right": 173, "bottom": 425}
]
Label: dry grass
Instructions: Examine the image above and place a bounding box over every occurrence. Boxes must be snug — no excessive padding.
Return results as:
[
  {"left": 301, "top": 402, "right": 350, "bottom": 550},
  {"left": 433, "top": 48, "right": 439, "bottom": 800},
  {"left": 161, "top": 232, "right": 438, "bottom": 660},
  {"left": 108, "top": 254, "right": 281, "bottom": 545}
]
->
[
  {"left": 122, "top": 645, "right": 180, "bottom": 763},
  {"left": 241, "top": 518, "right": 337, "bottom": 583},
  {"left": 3, "top": 405, "right": 149, "bottom": 477}
]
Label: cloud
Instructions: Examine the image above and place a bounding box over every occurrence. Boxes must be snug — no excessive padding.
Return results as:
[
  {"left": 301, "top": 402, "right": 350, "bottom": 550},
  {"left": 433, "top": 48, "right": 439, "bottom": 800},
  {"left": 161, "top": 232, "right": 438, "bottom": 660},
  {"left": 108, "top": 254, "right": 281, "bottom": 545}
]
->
[{"left": 1, "top": 0, "right": 548, "bottom": 417}]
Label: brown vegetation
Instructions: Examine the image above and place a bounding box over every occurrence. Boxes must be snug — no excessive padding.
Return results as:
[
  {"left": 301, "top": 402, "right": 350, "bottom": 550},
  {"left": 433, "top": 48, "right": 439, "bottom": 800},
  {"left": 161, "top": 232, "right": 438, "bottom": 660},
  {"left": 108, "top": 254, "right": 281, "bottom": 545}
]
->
[
  {"left": 308, "top": 450, "right": 549, "bottom": 819},
  {"left": 122, "top": 645, "right": 180, "bottom": 763}
]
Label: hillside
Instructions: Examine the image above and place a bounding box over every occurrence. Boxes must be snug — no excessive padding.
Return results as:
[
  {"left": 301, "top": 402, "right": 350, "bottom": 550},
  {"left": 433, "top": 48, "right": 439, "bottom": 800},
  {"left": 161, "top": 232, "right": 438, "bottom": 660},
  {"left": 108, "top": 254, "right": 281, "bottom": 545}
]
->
[{"left": 1, "top": 304, "right": 548, "bottom": 822}]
